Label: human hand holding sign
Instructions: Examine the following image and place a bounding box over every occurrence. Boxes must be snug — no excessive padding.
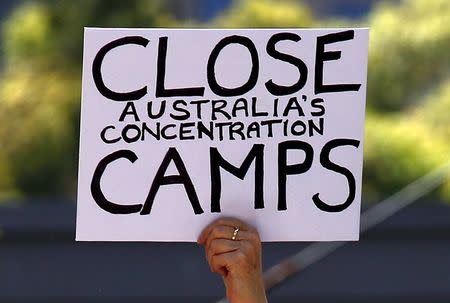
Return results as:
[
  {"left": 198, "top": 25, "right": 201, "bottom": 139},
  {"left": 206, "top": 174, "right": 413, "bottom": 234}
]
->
[{"left": 198, "top": 218, "right": 268, "bottom": 303}]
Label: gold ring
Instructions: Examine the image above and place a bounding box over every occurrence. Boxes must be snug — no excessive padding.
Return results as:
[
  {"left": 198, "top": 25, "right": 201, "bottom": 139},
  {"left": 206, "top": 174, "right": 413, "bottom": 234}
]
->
[{"left": 231, "top": 226, "right": 240, "bottom": 241}]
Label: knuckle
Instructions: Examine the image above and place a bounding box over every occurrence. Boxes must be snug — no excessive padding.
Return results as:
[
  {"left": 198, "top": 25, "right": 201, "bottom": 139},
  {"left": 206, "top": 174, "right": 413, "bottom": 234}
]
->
[
  {"left": 216, "top": 218, "right": 231, "bottom": 226},
  {"left": 211, "top": 225, "right": 225, "bottom": 238},
  {"left": 242, "top": 241, "right": 260, "bottom": 260},
  {"left": 209, "top": 238, "right": 220, "bottom": 249},
  {"left": 218, "top": 225, "right": 228, "bottom": 234},
  {"left": 249, "top": 231, "right": 260, "bottom": 243},
  {"left": 241, "top": 241, "right": 254, "bottom": 254},
  {"left": 219, "top": 217, "right": 240, "bottom": 227},
  {"left": 250, "top": 226, "right": 260, "bottom": 237}
]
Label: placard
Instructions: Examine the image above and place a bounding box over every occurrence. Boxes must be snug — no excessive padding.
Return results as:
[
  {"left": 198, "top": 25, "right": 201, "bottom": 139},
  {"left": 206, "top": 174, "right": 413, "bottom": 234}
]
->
[{"left": 76, "top": 28, "right": 368, "bottom": 241}]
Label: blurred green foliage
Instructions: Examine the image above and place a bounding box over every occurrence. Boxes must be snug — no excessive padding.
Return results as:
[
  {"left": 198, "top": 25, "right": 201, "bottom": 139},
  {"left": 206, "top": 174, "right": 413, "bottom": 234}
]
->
[
  {"left": 0, "top": 0, "right": 448, "bottom": 202},
  {"left": 0, "top": 0, "right": 173, "bottom": 196},
  {"left": 214, "top": 0, "right": 314, "bottom": 27},
  {"left": 414, "top": 79, "right": 450, "bottom": 140},
  {"left": 364, "top": 113, "right": 450, "bottom": 201},
  {"left": 3, "top": 1, "right": 173, "bottom": 68},
  {"left": 367, "top": 0, "right": 450, "bottom": 112}
]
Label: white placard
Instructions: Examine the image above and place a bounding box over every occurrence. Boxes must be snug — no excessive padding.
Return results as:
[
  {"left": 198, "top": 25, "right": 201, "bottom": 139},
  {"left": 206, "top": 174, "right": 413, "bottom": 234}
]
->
[{"left": 76, "top": 28, "right": 368, "bottom": 242}]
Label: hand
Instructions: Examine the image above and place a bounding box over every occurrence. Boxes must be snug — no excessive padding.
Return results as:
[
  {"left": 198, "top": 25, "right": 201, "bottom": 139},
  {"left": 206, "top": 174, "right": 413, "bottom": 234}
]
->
[{"left": 198, "top": 217, "right": 267, "bottom": 303}]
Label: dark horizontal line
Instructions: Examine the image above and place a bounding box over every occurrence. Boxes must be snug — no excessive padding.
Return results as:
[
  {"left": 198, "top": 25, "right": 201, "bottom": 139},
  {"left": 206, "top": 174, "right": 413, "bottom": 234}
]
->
[{"left": 1, "top": 227, "right": 450, "bottom": 244}]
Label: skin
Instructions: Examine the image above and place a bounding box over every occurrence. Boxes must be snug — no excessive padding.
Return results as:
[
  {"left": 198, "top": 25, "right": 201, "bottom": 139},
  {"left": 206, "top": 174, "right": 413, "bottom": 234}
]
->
[{"left": 198, "top": 217, "right": 268, "bottom": 303}]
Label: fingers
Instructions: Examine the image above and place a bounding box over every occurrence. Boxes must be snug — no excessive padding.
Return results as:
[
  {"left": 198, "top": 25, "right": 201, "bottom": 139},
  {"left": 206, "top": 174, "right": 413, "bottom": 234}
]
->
[
  {"left": 198, "top": 217, "right": 266, "bottom": 302},
  {"left": 205, "top": 225, "right": 256, "bottom": 247},
  {"left": 210, "top": 250, "right": 234, "bottom": 276},
  {"left": 198, "top": 217, "right": 262, "bottom": 278},
  {"left": 205, "top": 233, "right": 260, "bottom": 271},
  {"left": 210, "top": 250, "right": 232, "bottom": 276},
  {"left": 201, "top": 220, "right": 260, "bottom": 256},
  {"left": 206, "top": 238, "right": 240, "bottom": 270},
  {"left": 209, "top": 245, "right": 257, "bottom": 276},
  {"left": 198, "top": 217, "right": 256, "bottom": 244}
]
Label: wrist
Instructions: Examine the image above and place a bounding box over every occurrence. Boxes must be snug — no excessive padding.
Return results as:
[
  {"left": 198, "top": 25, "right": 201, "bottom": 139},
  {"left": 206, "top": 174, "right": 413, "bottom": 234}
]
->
[{"left": 226, "top": 276, "right": 267, "bottom": 303}]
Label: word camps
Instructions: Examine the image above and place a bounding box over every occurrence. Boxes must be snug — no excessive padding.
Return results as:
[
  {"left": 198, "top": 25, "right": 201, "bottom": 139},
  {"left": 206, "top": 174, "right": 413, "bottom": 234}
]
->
[{"left": 90, "top": 30, "right": 362, "bottom": 215}]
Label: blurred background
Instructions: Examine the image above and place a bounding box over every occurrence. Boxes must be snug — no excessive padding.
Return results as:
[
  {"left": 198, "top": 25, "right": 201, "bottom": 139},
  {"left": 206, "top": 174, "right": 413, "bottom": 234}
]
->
[{"left": 0, "top": 0, "right": 449, "bottom": 302}]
